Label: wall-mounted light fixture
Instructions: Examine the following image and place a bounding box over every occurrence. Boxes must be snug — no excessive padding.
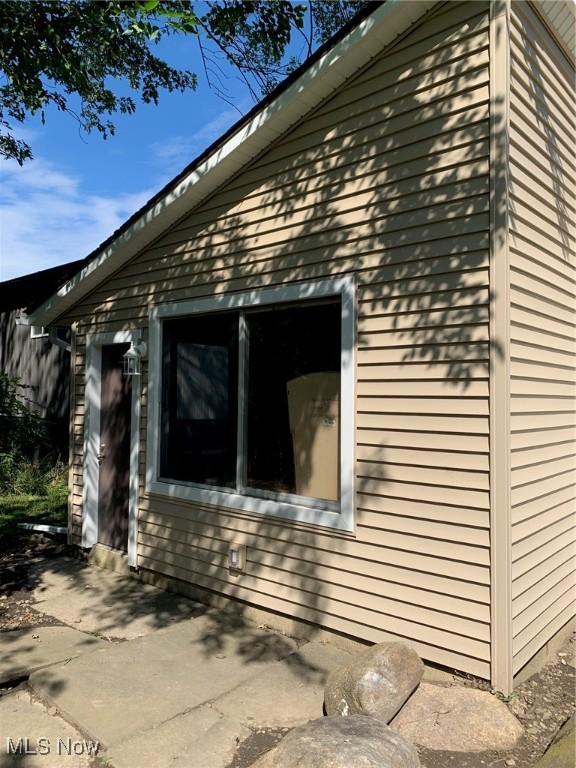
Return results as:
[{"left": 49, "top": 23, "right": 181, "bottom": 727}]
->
[
  {"left": 228, "top": 543, "right": 246, "bottom": 572},
  {"left": 123, "top": 340, "right": 147, "bottom": 376}
]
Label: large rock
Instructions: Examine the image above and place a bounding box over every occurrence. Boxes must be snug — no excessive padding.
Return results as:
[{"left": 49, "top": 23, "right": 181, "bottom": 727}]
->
[
  {"left": 250, "top": 715, "right": 420, "bottom": 768},
  {"left": 325, "top": 642, "right": 424, "bottom": 722},
  {"left": 391, "top": 682, "right": 523, "bottom": 752}
]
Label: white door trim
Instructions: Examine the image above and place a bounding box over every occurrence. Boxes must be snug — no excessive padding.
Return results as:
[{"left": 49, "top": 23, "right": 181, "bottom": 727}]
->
[{"left": 82, "top": 329, "right": 142, "bottom": 567}]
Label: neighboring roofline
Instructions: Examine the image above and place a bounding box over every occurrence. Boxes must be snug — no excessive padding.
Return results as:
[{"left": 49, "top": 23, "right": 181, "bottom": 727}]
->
[
  {"left": 27, "top": 0, "right": 437, "bottom": 327},
  {"left": 0, "top": 257, "right": 87, "bottom": 313}
]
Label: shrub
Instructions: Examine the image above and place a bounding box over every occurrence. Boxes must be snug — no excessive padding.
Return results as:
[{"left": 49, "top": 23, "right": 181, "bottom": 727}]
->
[
  {"left": 0, "top": 373, "right": 65, "bottom": 496},
  {"left": 0, "top": 373, "right": 47, "bottom": 457},
  {"left": 0, "top": 453, "right": 17, "bottom": 493}
]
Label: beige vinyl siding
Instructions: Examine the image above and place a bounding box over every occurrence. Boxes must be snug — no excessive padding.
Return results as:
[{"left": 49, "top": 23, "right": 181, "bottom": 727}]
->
[
  {"left": 69, "top": 335, "right": 84, "bottom": 545},
  {"left": 509, "top": 1, "right": 576, "bottom": 676},
  {"left": 66, "top": 2, "right": 492, "bottom": 677}
]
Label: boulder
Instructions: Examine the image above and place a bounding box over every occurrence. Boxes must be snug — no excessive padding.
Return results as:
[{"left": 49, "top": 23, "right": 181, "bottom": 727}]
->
[
  {"left": 325, "top": 642, "right": 424, "bottom": 722},
  {"left": 390, "top": 682, "right": 524, "bottom": 752},
  {"left": 250, "top": 715, "right": 420, "bottom": 768}
]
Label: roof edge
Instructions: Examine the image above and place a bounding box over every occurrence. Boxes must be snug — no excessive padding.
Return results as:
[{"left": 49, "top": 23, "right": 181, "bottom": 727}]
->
[{"left": 28, "top": 0, "right": 436, "bottom": 327}]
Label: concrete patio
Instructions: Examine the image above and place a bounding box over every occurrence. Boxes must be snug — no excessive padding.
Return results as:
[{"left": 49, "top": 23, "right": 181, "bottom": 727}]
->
[
  {"left": 28, "top": 615, "right": 351, "bottom": 763},
  {"left": 0, "top": 555, "right": 353, "bottom": 767},
  {"left": 1, "top": 553, "right": 573, "bottom": 768},
  {"left": 26, "top": 553, "right": 207, "bottom": 639}
]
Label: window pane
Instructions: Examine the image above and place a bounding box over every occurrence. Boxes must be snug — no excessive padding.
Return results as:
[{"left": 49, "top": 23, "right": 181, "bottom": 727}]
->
[
  {"left": 160, "top": 313, "right": 238, "bottom": 488},
  {"left": 246, "top": 301, "right": 341, "bottom": 502}
]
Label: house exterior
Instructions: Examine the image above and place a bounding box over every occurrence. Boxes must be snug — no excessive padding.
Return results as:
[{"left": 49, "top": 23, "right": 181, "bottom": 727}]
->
[
  {"left": 0, "top": 260, "right": 85, "bottom": 453},
  {"left": 25, "top": 0, "right": 575, "bottom": 694}
]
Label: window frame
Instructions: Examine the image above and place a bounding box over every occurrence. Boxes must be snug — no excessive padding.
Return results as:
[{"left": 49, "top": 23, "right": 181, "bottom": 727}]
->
[
  {"left": 146, "top": 277, "right": 356, "bottom": 532},
  {"left": 30, "top": 325, "right": 49, "bottom": 339}
]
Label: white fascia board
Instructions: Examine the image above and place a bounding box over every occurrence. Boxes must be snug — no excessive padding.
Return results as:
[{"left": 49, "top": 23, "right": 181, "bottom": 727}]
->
[{"left": 28, "top": 0, "right": 436, "bottom": 328}]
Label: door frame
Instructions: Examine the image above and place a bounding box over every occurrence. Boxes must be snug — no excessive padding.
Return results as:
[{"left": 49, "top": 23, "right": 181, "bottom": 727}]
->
[{"left": 82, "top": 329, "right": 142, "bottom": 567}]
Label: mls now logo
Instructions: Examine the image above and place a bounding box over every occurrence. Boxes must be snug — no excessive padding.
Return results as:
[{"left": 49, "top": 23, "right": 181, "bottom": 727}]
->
[{"left": 6, "top": 737, "right": 100, "bottom": 756}]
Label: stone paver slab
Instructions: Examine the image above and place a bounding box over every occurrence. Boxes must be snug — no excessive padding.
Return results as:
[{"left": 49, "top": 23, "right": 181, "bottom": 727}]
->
[
  {"left": 533, "top": 715, "right": 574, "bottom": 768},
  {"left": 216, "top": 642, "right": 353, "bottom": 727},
  {"left": 0, "top": 626, "right": 107, "bottom": 684},
  {"left": 29, "top": 612, "right": 297, "bottom": 748},
  {"left": 0, "top": 690, "right": 98, "bottom": 768},
  {"left": 30, "top": 557, "right": 204, "bottom": 640},
  {"left": 391, "top": 682, "right": 523, "bottom": 752},
  {"left": 108, "top": 705, "right": 249, "bottom": 768}
]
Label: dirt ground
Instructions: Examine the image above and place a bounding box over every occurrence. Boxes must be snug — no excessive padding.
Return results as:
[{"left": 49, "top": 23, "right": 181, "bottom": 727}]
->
[
  {"left": 229, "top": 728, "right": 291, "bottom": 768},
  {"left": 1, "top": 534, "right": 575, "bottom": 768},
  {"left": 0, "top": 534, "right": 68, "bottom": 632},
  {"left": 418, "top": 636, "right": 575, "bottom": 768}
]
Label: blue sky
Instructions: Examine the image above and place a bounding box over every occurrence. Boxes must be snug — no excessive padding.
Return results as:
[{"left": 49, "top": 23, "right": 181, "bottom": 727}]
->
[{"left": 0, "top": 29, "right": 278, "bottom": 281}]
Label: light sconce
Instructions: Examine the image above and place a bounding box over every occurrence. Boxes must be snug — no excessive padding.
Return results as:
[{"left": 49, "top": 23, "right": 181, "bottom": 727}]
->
[
  {"left": 228, "top": 543, "right": 246, "bottom": 572},
  {"left": 123, "top": 340, "right": 147, "bottom": 376}
]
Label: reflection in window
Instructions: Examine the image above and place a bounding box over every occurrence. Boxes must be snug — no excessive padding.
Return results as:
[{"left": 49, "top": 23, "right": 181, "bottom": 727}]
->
[
  {"left": 161, "top": 313, "right": 238, "bottom": 488},
  {"left": 176, "top": 343, "right": 229, "bottom": 421}
]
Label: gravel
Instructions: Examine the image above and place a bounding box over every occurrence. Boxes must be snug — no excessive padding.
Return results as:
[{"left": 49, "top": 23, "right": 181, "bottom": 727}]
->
[{"left": 0, "top": 535, "right": 68, "bottom": 633}]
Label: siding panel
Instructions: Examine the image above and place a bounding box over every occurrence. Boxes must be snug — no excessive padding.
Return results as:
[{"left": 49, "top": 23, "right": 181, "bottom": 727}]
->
[
  {"left": 509, "top": 1, "right": 576, "bottom": 677},
  {"left": 65, "top": 3, "right": 492, "bottom": 678}
]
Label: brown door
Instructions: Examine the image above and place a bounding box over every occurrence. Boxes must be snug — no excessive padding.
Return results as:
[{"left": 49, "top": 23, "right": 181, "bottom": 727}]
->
[{"left": 98, "top": 343, "right": 131, "bottom": 551}]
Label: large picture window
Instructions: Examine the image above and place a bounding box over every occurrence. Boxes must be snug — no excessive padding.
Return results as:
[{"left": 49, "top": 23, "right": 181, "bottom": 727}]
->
[{"left": 147, "top": 279, "right": 355, "bottom": 531}]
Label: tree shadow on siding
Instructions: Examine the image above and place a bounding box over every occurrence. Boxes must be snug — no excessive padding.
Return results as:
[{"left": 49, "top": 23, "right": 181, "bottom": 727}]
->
[
  {"left": 509, "top": 7, "right": 574, "bottom": 263},
  {"left": 67, "top": 3, "right": 505, "bottom": 680}
]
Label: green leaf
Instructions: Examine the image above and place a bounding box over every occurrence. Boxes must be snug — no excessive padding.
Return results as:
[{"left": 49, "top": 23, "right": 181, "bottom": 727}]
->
[
  {"left": 0, "top": 0, "right": 360, "bottom": 164},
  {"left": 138, "top": 0, "right": 160, "bottom": 11}
]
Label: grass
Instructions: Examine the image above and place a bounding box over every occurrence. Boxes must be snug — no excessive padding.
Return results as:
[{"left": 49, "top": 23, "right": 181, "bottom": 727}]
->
[{"left": 0, "top": 488, "right": 67, "bottom": 551}]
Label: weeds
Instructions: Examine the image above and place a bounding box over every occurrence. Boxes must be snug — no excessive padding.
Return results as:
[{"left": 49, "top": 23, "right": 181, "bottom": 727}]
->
[{"left": 0, "top": 454, "right": 67, "bottom": 496}]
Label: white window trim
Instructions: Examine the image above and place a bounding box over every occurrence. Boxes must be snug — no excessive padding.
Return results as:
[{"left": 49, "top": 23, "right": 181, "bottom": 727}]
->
[
  {"left": 83, "top": 329, "right": 142, "bottom": 566},
  {"left": 146, "top": 277, "right": 356, "bottom": 532},
  {"left": 30, "top": 325, "right": 49, "bottom": 339}
]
